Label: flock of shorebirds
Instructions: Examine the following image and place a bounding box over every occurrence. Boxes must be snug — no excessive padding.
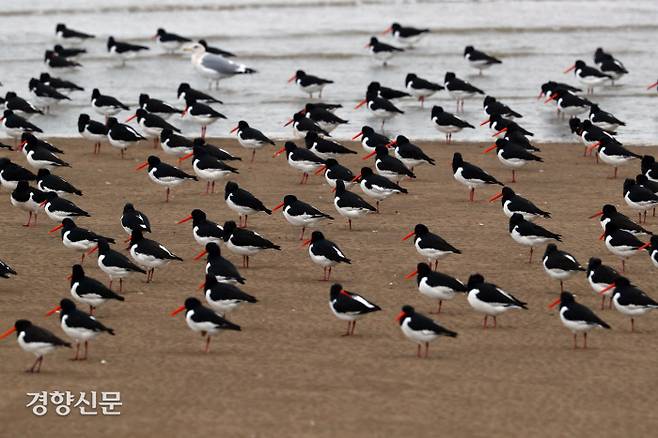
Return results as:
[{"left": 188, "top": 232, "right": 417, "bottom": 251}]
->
[{"left": 1, "top": 20, "right": 658, "bottom": 373}]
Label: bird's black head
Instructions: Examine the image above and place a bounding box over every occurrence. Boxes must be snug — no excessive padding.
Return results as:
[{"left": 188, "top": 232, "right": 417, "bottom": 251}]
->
[
  {"left": 405, "top": 73, "right": 417, "bottom": 83},
  {"left": 603, "top": 221, "right": 619, "bottom": 235},
  {"left": 559, "top": 291, "right": 575, "bottom": 306},
  {"left": 146, "top": 155, "right": 161, "bottom": 166},
  {"left": 44, "top": 50, "right": 55, "bottom": 61},
  {"left": 177, "top": 83, "right": 190, "bottom": 95},
  {"left": 391, "top": 23, "right": 401, "bottom": 31},
  {"left": 416, "top": 262, "right": 431, "bottom": 276},
  {"left": 574, "top": 60, "right": 586, "bottom": 69},
  {"left": 368, "top": 36, "right": 379, "bottom": 46},
  {"left": 544, "top": 243, "right": 558, "bottom": 256},
  {"left": 106, "top": 117, "right": 118, "bottom": 127},
  {"left": 54, "top": 44, "right": 65, "bottom": 53},
  {"left": 205, "top": 242, "right": 221, "bottom": 257},
  {"left": 587, "top": 257, "right": 602, "bottom": 272},
  {"left": 431, "top": 106, "right": 444, "bottom": 118},
  {"left": 37, "top": 168, "right": 50, "bottom": 178},
  {"left": 282, "top": 194, "right": 298, "bottom": 205},
  {"left": 138, "top": 93, "right": 149, "bottom": 106},
  {"left": 651, "top": 235, "right": 658, "bottom": 248},
  {"left": 642, "top": 155, "right": 655, "bottom": 167},
  {"left": 636, "top": 174, "right": 649, "bottom": 186},
  {"left": 295, "top": 70, "right": 306, "bottom": 78},
  {"left": 3, "top": 109, "right": 14, "bottom": 118},
  {"left": 305, "top": 131, "right": 318, "bottom": 144},
  {"left": 360, "top": 167, "right": 374, "bottom": 177},
  {"left": 61, "top": 217, "right": 75, "bottom": 230},
  {"left": 184, "top": 297, "right": 202, "bottom": 310},
  {"left": 324, "top": 158, "right": 338, "bottom": 168},
  {"left": 581, "top": 119, "right": 593, "bottom": 130},
  {"left": 310, "top": 231, "right": 325, "bottom": 243},
  {"left": 509, "top": 213, "right": 525, "bottom": 227},
  {"left": 156, "top": 28, "right": 166, "bottom": 36},
  {"left": 330, "top": 283, "right": 343, "bottom": 300},
  {"left": 589, "top": 103, "right": 600, "bottom": 113},
  {"left": 501, "top": 186, "right": 515, "bottom": 200},
  {"left": 452, "top": 152, "right": 463, "bottom": 169},
  {"left": 203, "top": 273, "right": 217, "bottom": 288},
  {"left": 395, "top": 135, "right": 409, "bottom": 145},
  {"left": 398, "top": 305, "right": 415, "bottom": 320},
  {"left": 623, "top": 178, "right": 636, "bottom": 193},
  {"left": 192, "top": 137, "right": 205, "bottom": 148},
  {"left": 225, "top": 180, "right": 238, "bottom": 195},
  {"left": 56, "top": 24, "right": 66, "bottom": 32},
  {"left": 130, "top": 229, "right": 144, "bottom": 243},
  {"left": 614, "top": 276, "right": 630, "bottom": 288},
  {"left": 190, "top": 209, "right": 207, "bottom": 222},
  {"left": 493, "top": 138, "right": 506, "bottom": 148},
  {"left": 237, "top": 120, "right": 249, "bottom": 130},
  {"left": 600, "top": 204, "right": 617, "bottom": 217},
  {"left": 39, "top": 73, "right": 51, "bottom": 82},
  {"left": 15, "top": 180, "right": 30, "bottom": 191},
  {"left": 284, "top": 141, "right": 298, "bottom": 152},
  {"left": 77, "top": 113, "right": 90, "bottom": 127},
  {"left": 374, "top": 145, "right": 388, "bottom": 156},
  {"left": 71, "top": 264, "right": 85, "bottom": 281},
  {"left": 21, "top": 132, "right": 37, "bottom": 144},
  {"left": 444, "top": 72, "right": 456, "bottom": 82},
  {"left": 366, "top": 82, "right": 380, "bottom": 96},
  {"left": 198, "top": 39, "right": 208, "bottom": 48},
  {"left": 60, "top": 298, "right": 76, "bottom": 313},
  {"left": 222, "top": 221, "right": 237, "bottom": 238},
  {"left": 160, "top": 128, "right": 173, "bottom": 141},
  {"left": 413, "top": 223, "right": 429, "bottom": 236},
  {"left": 334, "top": 179, "right": 346, "bottom": 194},
  {"left": 5, "top": 91, "right": 17, "bottom": 100},
  {"left": 0, "top": 158, "right": 10, "bottom": 169},
  {"left": 568, "top": 118, "right": 582, "bottom": 134},
  {"left": 123, "top": 203, "right": 135, "bottom": 213},
  {"left": 96, "top": 239, "right": 110, "bottom": 253},
  {"left": 464, "top": 45, "right": 474, "bottom": 55},
  {"left": 91, "top": 88, "right": 101, "bottom": 99},
  {"left": 292, "top": 112, "right": 304, "bottom": 122},
  {"left": 361, "top": 125, "right": 374, "bottom": 136},
  {"left": 43, "top": 191, "right": 59, "bottom": 202},
  {"left": 14, "top": 320, "right": 32, "bottom": 333},
  {"left": 107, "top": 36, "right": 116, "bottom": 47},
  {"left": 466, "top": 274, "right": 485, "bottom": 289}
]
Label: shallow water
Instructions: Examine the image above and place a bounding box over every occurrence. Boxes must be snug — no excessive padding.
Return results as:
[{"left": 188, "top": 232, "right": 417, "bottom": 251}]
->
[{"left": 2, "top": 0, "right": 658, "bottom": 145}]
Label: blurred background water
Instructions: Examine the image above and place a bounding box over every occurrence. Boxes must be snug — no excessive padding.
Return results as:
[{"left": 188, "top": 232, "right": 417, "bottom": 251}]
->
[{"left": 1, "top": 0, "right": 657, "bottom": 144}]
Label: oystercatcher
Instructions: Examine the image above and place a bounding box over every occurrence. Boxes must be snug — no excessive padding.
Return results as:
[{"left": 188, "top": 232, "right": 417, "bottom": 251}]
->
[
  {"left": 0, "top": 320, "right": 70, "bottom": 373},
  {"left": 483, "top": 138, "right": 542, "bottom": 183},
  {"left": 353, "top": 166, "right": 407, "bottom": 212},
  {"left": 354, "top": 83, "right": 403, "bottom": 129},
  {"left": 302, "top": 103, "right": 348, "bottom": 133},
  {"left": 182, "top": 96, "right": 226, "bottom": 138},
  {"left": 1, "top": 110, "right": 42, "bottom": 143},
  {"left": 623, "top": 178, "right": 658, "bottom": 223},
  {"left": 288, "top": 70, "right": 333, "bottom": 98},
  {"left": 273, "top": 194, "right": 333, "bottom": 240},
  {"left": 482, "top": 96, "right": 522, "bottom": 120},
  {"left": 588, "top": 104, "right": 625, "bottom": 133},
  {"left": 176, "top": 209, "right": 223, "bottom": 246},
  {"left": 230, "top": 120, "right": 275, "bottom": 162},
  {"left": 404, "top": 73, "right": 443, "bottom": 107},
  {"left": 198, "top": 39, "right": 235, "bottom": 57},
  {"left": 3, "top": 91, "right": 42, "bottom": 117},
  {"left": 28, "top": 79, "right": 71, "bottom": 114},
  {"left": 222, "top": 220, "right": 280, "bottom": 268},
  {"left": 305, "top": 131, "right": 356, "bottom": 160},
  {"left": 564, "top": 60, "right": 612, "bottom": 94},
  {"left": 463, "top": 46, "right": 502, "bottom": 75},
  {"left": 10, "top": 181, "right": 46, "bottom": 226},
  {"left": 20, "top": 134, "right": 70, "bottom": 171},
  {"left": 53, "top": 44, "right": 86, "bottom": 59},
  {"left": 90, "top": 240, "right": 146, "bottom": 291},
  {"left": 363, "top": 145, "right": 415, "bottom": 182},
  {"left": 601, "top": 277, "right": 658, "bottom": 332},
  {"left": 444, "top": 72, "right": 484, "bottom": 112},
  {"left": 128, "top": 229, "right": 182, "bottom": 283},
  {"left": 641, "top": 155, "right": 658, "bottom": 182},
  {"left": 42, "top": 192, "right": 90, "bottom": 222},
  {"left": 180, "top": 144, "right": 239, "bottom": 194},
  {"left": 586, "top": 258, "right": 619, "bottom": 309},
  {"left": 0, "top": 158, "right": 36, "bottom": 191},
  {"left": 274, "top": 141, "right": 325, "bottom": 184},
  {"left": 190, "top": 138, "right": 241, "bottom": 162},
  {"left": 333, "top": 180, "right": 377, "bottom": 230},
  {"left": 37, "top": 169, "right": 81, "bottom": 197},
  {"left": 579, "top": 119, "right": 616, "bottom": 157},
  {"left": 544, "top": 90, "right": 591, "bottom": 119},
  {"left": 594, "top": 48, "right": 627, "bottom": 85},
  {"left": 542, "top": 244, "right": 585, "bottom": 292},
  {"left": 55, "top": 23, "right": 94, "bottom": 44},
  {"left": 44, "top": 50, "right": 81, "bottom": 70},
  {"left": 387, "top": 135, "right": 434, "bottom": 171},
  {"left": 39, "top": 73, "right": 84, "bottom": 93},
  {"left": 452, "top": 152, "right": 503, "bottom": 201},
  {"left": 69, "top": 264, "right": 124, "bottom": 313},
  {"left": 202, "top": 274, "right": 257, "bottom": 317},
  {"left": 139, "top": 93, "right": 181, "bottom": 120},
  {"left": 396, "top": 305, "right": 457, "bottom": 358},
  {"left": 106, "top": 117, "right": 145, "bottom": 158},
  {"left": 224, "top": 181, "right": 271, "bottom": 227},
  {"left": 284, "top": 111, "right": 329, "bottom": 139},
  {"left": 303, "top": 231, "right": 350, "bottom": 280},
  {"left": 194, "top": 242, "right": 246, "bottom": 285},
  {"left": 171, "top": 297, "right": 240, "bottom": 353},
  {"left": 136, "top": 155, "right": 197, "bottom": 202},
  {"left": 121, "top": 203, "right": 151, "bottom": 235},
  {"left": 382, "top": 23, "right": 429, "bottom": 47},
  {"left": 600, "top": 222, "right": 650, "bottom": 272},
  {"left": 502, "top": 127, "right": 539, "bottom": 152},
  {"left": 91, "top": 88, "right": 129, "bottom": 120},
  {"left": 489, "top": 186, "right": 550, "bottom": 220},
  {"left": 352, "top": 125, "right": 390, "bottom": 153},
  {"left": 107, "top": 36, "right": 149, "bottom": 66},
  {"left": 177, "top": 83, "right": 223, "bottom": 104},
  {"left": 405, "top": 262, "right": 466, "bottom": 314},
  {"left": 466, "top": 274, "right": 527, "bottom": 328},
  {"left": 431, "top": 106, "right": 475, "bottom": 143},
  {"left": 365, "top": 36, "right": 404, "bottom": 65},
  {"left": 126, "top": 108, "right": 180, "bottom": 148},
  {"left": 318, "top": 158, "right": 355, "bottom": 189},
  {"left": 329, "top": 283, "right": 380, "bottom": 336},
  {"left": 590, "top": 204, "right": 652, "bottom": 236},
  {"left": 50, "top": 218, "right": 113, "bottom": 263},
  {"left": 548, "top": 292, "right": 610, "bottom": 349},
  {"left": 47, "top": 299, "right": 114, "bottom": 360},
  {"left": 402, "top": 223, "right": 460, "bottom": 269},
  {"left": 588, "top": 140, "right": 640, "bottom": 179},
  {"left": 509, "top": 213, "right": 561, "bottom": 263},
  {"left": 77, "top": 113, "right": 107, "bottom": 154},
  {"left": 160, "top": 129, "right": 193, "bottom": 158},
  {"left": 538, "top": 81, "right": 582, "bottom": 100},
  {"left": 368, "top": 81, "right": 410, "bottom": 100},
  {"left": 184, "top": 42, "right": 256, "bottom": 89},
  {"left": 487, "top": 115, "right": 534, "bottom": 138},
  {"left": 0, "top": 259, "right": 17, "bottom": 278},
  {"left": 154, "top": 28, "right": 190, "bottom": 53}
]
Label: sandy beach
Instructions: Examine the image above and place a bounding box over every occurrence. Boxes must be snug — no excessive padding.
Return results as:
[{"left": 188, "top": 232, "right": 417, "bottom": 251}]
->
[{"left": 1, "top": 137, "right": 657, "bottom": 437}]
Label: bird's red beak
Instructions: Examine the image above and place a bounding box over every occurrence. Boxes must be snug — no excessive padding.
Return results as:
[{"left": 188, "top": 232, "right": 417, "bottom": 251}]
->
[
  {"left": 404, "top": 269, "right": 418, "bottom": 280},
  {"left": 283, "top": 118, "right": 293, "bottom": 127},
  {"left": 352, "top": 131, "right": 363, "bottom": 140},
  {"left": 181, "top": 107, "right": 188, "bottom": 117},
  {"left": 646, "top": 81, "right": 658, "bottom": 90},
  {"left": 0, "top": 326, "right": 16, "bottom": 340},
  {"left": 480, "top": 119, "right": 490, "bottom": 126},
  {"left": 381, "top": 26, "right": 392, "bottom": 35},
  {"left": 301, "top": 239, "right": 312, "bottom": 248},
  {"left": 135, "top": 161, "right": 148, "bottom": 171},
  {"left": 586, "top": 141, "right": 601, "bottom": 152},
  {"left": 314, "top": 165, "right": 327, "bottom": 175},
  {"left": 384, "top": 140, "right": 397, "bottom": 148},
  {"left": 229, "top": 126, "right": 239, "bottom": 133},
  {"left": 488, "top": 192, "right": 503, "bottom": 202},
  {"left": 483, "top": 143, "right": 497, "bottom": 154},
  {"left": 547, "top": 298, "right": 561, "bottom": 309},
  {"left": 362, "top": 150, "right": 376, "bottom": 160},
  {"left": 273, "top": 146, "right": 286, "bottom": 157},
  {"left": 45, "top": 305, "right": 62, "bottom": 317},
  {"left": 19, "top": 140, "right": 27, "bottom": 151},
  {"left": 287, "top": 74, "right": 297, "bottom": 83},
  {"left": 638, "top": 242, "right": 651, "bottom": 251},
  {"left": 176, "top": 215, "right": 193, "bottom": 224},
  {"left": 402, "top": 230, "right": 415, "bottom": 241},
  {"left": 170, "top": 305, "right": 185, "bottom": 316},
  {"left": 598, "top": 232, "right": 605, "bottom": 241},
  {"left": 272, "top": 201, "right": 285, "bottom": 212},
  {"left": 350, "top": 173, "right": 362, "bottom": 183},
  {"left": 598, "top": 283, "right": 616, "bottom": 296},
  {"left": 492, "top": 127, "right": 507, "bottom": 137},
  {"left": 395, "top": 311, "right": 406, "bottom": 322},
  {"left": 86, "top": 245, "right": 98, "bottom": 255},
  {"left": 39, "top": 200, "right": 48, "bottom": 208},
  {"left": 544, "top": 93, "right": 558, "bottom": 104},
  {"left": 49, "top": 223, "right": 64, "bottom": 234},
  {"left": 354, "top": 99, "right": 367, "bottom": 109},
  {"left": 179, "top": 151, "right": 194, "bottom": 162},
  {"left": 589, "top": 210, "right": 603, "bottom": 219},
  {"left": 563, "top": 64, "right": 576, "bottom": 74},
  {"left": 193, "top": 249, "right": 208, "bottom": 261},
  {"left": 125, "top": 114, "right": 137, "bottom": 123}
]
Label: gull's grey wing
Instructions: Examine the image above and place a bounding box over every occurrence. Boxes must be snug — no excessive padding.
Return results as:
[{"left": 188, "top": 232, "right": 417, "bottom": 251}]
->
[{"left": 201, "top": 53, "right": 256, "bottom": 75}]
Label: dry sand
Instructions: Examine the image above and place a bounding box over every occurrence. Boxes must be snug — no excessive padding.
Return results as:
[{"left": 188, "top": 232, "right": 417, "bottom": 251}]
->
[{"left": 1, "top": 137, "right": 657, "bottom": 437}]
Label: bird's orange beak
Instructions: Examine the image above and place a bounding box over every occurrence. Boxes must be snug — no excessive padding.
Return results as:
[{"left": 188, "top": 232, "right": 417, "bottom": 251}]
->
[
  {"left": 49, "top": 223, "right": 64, "bottom": 234},
  {"left": 230, "top": 126, "right": 239, "bottom": 133},
  {"left": 362, "top": 150, "right": 376, "bottom": 160},
  {"left": 135, "top": 161, "right": 148, "bottom": 170},
  {"left": 382, "top": 26, "right": 392, "bottom": 35},
  {"left": 273, "top": 146, "right": 286, "bottom": 157},
  {"left": 586, "top": 141, "right": 601, "bottom": 152},
  {"left": 395, "top": 311, "right": 405, "bottom": 322},
  {"left": 402, "top": 230, "right": 415, "bottom": 241},
  {"left": 86, "top": 245, "right": 98, "bottom": 255},
  {"left": 180, "top": 151, "right": 194, "bottom": 162},
  {"left": 176, "top": 215, "right": 193, "bottom": 224},
  {"left": 350, "top": 173, "right": 362, "bottom": 183},
  {"left": 193, "top": 249, "right": 207, "bottom": 261},
  {"left": 314, "top": 165, "right": 327, "bottom": 175},
  {"left": 492, "top": 127, "right": 507, "bottom": 137},
  {"left": 589, "top": 210, "right": 603, "bottom": 219},
  {"left": 287, "top": 74, "right": 297, "bottom": 83},
  {"left": 563, "top": 64, "right": 576, "bottom": 74},
  {"left": 125, "top": 114, "right": 137, "bottom": 123},
  {"left": 544, "top": 93, "right": 558, "bottom": 104},
  {"left": 354, "top": 99, "right": 367, "bottom": 109},
  {"left": 404, "top": 269, "right": 418, "bottom": 280},
  {"left": 598, "top": 283, "right": 616, "bottom": 296},
  {"left": 547, "top": 298, "right": 561, "bottom": 309},
  {"left": 272, "top": 201, "right": 285, "bottom": 212},
  {"left": 0, "top": 326, "right": 16, "bottom": 340},
  {"left": 480, "top": 119, "right": 490, "bottom": 126},
  {"left": 283, "top": 118, "right": 293, "bottom": 127},
  {"left": 170, "top": 305, "right": 185, "bottom": 316},
  {"left": 45, "top": 305, "right": 62, "bottom": 317},
  {"left": 352, "top": 131, "right": 363, "bottom": 140},
  {"left": 483, "top": 143, "right": 497, "bottom": 154},
  {"left": 646, "top": 81, "right": 658, "bottom": 90},
  {"left": 489, "top": 192, "right": 503, "bottom": 202}
]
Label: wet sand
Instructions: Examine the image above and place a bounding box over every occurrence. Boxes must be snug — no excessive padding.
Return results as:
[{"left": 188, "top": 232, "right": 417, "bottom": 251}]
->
[{"left": 1, "top": 137, "right": 657, "bottom": 437}]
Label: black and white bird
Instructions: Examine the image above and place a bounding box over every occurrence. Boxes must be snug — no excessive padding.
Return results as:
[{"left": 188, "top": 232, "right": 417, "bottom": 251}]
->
[
  {"left": 586, "top": 258, "right": 619, "bottom": 309},
  {"left": 20, "top": 133, "right": 70, "bottom": 171},
  {"left": 224, "top": 181, "right": 271, "bottom": 227},
  {"left": 482, "top": 96, "right": 522, "bottom": 120},
  {"left": 431, "top": 106, "right": 474, "bottom": 143},
  {"left": 177, "top": 83, "right": 223, "bottom": 105},
  {"left": 284, "top": 111, "right": 330, "bottom": 139},
  {"left": 47, "top": 299, "right": 114, "bottom": 361},
  {"left": 303, "top": 231, "right": 351, "bottom": 281},
  {"left": 489, "top": 186, "right": 550, "bottom": 220},
  {"left": 10, "top": 180, "right": 47, "bottom": 227},
  {"left": 201, "top": 274, "right": 257, "bottom": 317},
  {"left": 170, "top": 297, "right": 240, "bottom": 353},
  {"left": 37, "top": 168, "right": 81, "bottom": 196},
  {"left": 601, "top": 277, "right": 658, "bottom": 332},
  {"left": 368, "top": 81, "right": 410, "bottom": 100},
  {"left": 564, "top": 60, "right": 612, "bottom": 94},
  {"left": 396, "top": 305, "right": 457, "bottom": 358},
  {"left": 106, "top": 117, "right": 145, "bottom": 157},
  {"left": 387, "top": 135, "right": 434, "bottom": 171},
  {"left": 182, "top": 96, "right": 227, "bottom": 138},
  {"left": 302, "top": 103, "right": 348, "bottom": 133},
  {"left": 44, "top": 50, "right": 81, "bottom": 70},
  {"left": 288, "top": 70, "right": 333, "bottom": 98},
  {"left": 184, "top": 42, "right": 257, "bottom": 90},
  {"left": 0, "top": 157, "right": 36, "bottom": 191},
  {"left": 181, "top": 144, "right": 239, "bottom": 194},
  {"left": 355, "top": 82, "right": 404, "bottom": 129},
  {"left": 590, "top": 140, "right": 641, "bottom": 179},
  {"left": 365, "top": 36, "right": 404, "bottom": 65},
  {"left": 509, "top": 213, "right": 561, "bottom": 263},
  {"left": 50, "top": 218, "right": 113, "bottom": 263},
  {"left": 194, "top": 242, "right": 246, "bottom": 285},
  {"left": 222, "top": 220, "right": 281, "bottom": 268},
  {"left": 333, "top": 180, "right": 377, "bottom": 230},
  {"left": 329, "top": 283, "right": 380, "bottom": 336},
  {"left": 121, "top": 203, "right": 151, "bottom": 235},
  {"left": 542, "top": 244, "right": 585, "bottom": 292},
  {"left": 404, "top": 73, "right": 443, "bottom": 107},
  {"left": 0, "top": 320, "right": 70, "bottom": 373},
  {"left": 463, "top": 46, "right": 502, "bottom": 75},
  {"left": 39, "top": 73, "right": 84, "bottom": 93},
  {"left": 352, "top": 125, "right": 391, "bottom": 153},
  {"left": 405, "top": 262, "right": 466, "bottom": 314},
  {"left": 594, "top": 48, "right": 628, "bottom": 84},
  {"left": 304, "top": 131, "right": 356, "bottom": 160},
  {"left": 590, "top": 204, "right": 652, "bottom": 236},
  {"left": 272, "top": 194, "right": 333, "bottom": 240},
  {"left": 383, "top": 23, "right": 429, "bottom": 47},
  {"left": 452, "top": 152, "right": 503, "bottom": 202},
  {"left": 0, "top": 258, "right": 17, "bottom": 278},
  {"left": 77, "top": 113, "right": 107, "bottom": 154},
  {"left": 176, "top": 209, "right": 224, "bottom": 246},
  {"left": 487, "top": 114, "right": 534, "bottom": 138},
  {"left": 136, "top": 155, "right": 197, "bottom": 202},
  {"left": 139, "top": 93, "right": 181, "bottom": 120},
  {"left": 363, "top": 145, "right": 415, "bottom": 182},
  {"left": 444, "top": 72, "right": 484, "bottom": 112},
  {"left": 42, "top": 192, "right": 90, "bottom": 222},
  {"left": 230, "top": 120, "right": 275, "bottom": 162},
  {"left": 600, "top": 222, "right": 650, "bottom": 272},
  {"left": 160, "top": 129, "right": 193, "bottom": 158},
  {"left": 483, "top": 138, "right": 543, "bottom": 183},
  {"left": 466, "top": 274, "right": 527, "bottom": 328},
  {"left": 126, "top": 108, "right": 180, "bottom": 148},
  {"left": 28, "top": 78, "right": 72, "bottom": 113},
  {"left": 55, "top": 23, "right": 94, "bottom": 44},
  {"left": 1, "top": 110, "right": 43, "bottom": 141},
  {"left": 353, "top": 166, "right": 407, "bottom": 212},
  {"left": 154, "top": 28, "right": 191, "bottom": 53},
  {"left": 53, "top": 44, "right": 86, "bottom": 59},
  {"left": 544, "top": 90, "right": 591, "bottom": 118},
  {"left": 198, "top": 39, "right": 236, "bottom": 57},
  {"left": 641, "top": 155, "right": 658, "bottom": 182},
  {"left": 3, "top": 91, "right": 42, "bottom": 117},
  {"left": 319, "top": 158, "right": 355, "bottom": 189},
  {"left": 274, "top": 141, "right": 325, "bottom": 185},
  {"left": 91, "top": 88, "right": 129, "bottom": 120},
  {"left": 548, "top": 291, "right": 610, "bottom": 349},
  {"left": 107, "top": 36, "right": 149, "bottom": 66},
  {"left": 69, "top": 264, "right": 125, "bottom": 314},
  {"left": 623, "top": 178, "right": 658, "bottom": 224},
  {"left": 91, "top": 240, "right": 146, "bottom": 292},
  {"left": 128, "top": 230, "right": 182, "bottom": 283},
  {"left": 588, "top": 104, "right": 625, "bottom": 133},
  {"left": 402, "top": 223, "right": 460, "bottom": 269}
]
